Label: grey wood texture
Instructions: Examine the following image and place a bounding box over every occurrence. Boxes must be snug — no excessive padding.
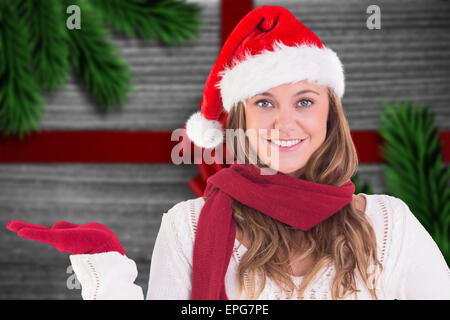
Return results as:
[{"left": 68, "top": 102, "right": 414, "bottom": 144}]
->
[{"left": 1, "top": 0, "right": 449, "bottom": 299}]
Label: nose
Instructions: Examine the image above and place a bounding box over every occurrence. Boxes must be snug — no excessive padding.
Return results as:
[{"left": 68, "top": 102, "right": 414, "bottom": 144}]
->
[{"left": 273, "top": 105, "right": 298, "bottom": 135}]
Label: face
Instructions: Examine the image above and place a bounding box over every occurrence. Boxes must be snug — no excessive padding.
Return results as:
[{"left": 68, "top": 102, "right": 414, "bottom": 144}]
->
[{"left": 244, "top": 80, "right": 329, "bottom": 175}]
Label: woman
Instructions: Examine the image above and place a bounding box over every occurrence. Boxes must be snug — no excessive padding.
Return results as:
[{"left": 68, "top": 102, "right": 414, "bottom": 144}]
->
[{"left": 6, "top": 6, "right": 450, "bottom": 300}]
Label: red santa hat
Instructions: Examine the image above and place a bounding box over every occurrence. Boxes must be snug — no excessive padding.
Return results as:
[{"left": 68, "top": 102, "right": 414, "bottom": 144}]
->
[{"left": 185, "top": 5, "right": 345, "bottom": 149}]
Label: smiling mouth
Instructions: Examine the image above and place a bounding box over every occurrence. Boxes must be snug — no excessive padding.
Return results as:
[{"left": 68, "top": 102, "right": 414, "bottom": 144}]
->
[{"left": 266, "top": 138, "right": 308, "bottom": 148}]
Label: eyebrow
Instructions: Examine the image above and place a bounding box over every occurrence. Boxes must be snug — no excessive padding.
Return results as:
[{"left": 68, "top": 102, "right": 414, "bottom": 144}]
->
[{"left": 255, "top": 89, "right": 320, "bottom": 98}]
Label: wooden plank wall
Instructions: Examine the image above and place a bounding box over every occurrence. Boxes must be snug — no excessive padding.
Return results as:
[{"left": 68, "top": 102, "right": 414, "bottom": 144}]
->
[{"left": 0, "top": 0, "right": 449, "bottom": 299}]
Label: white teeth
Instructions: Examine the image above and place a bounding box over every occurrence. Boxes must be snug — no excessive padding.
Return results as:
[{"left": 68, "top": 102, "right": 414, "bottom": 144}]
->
[{"left": 270, "top": 139, "right": 303, "bottom": 147}]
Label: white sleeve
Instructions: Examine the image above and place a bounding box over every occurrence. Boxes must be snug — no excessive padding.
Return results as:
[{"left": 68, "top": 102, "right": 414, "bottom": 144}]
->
[
  {"left": 146, "top": 200, "right": 194, "bottom": 299},
  {"left": 388, "top": 197, "right": 450, "bottom": 299},
  {"left": 69, "top": 252, "right": 144, "bottom": 300},
  {"left": 69, "top": 200, "right": 195, "bottom": 300}
]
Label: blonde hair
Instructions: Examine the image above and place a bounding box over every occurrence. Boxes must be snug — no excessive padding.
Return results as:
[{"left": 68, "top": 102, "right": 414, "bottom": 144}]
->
[{"left": 203, "top": 88, "right": 382, "bottom": 299}]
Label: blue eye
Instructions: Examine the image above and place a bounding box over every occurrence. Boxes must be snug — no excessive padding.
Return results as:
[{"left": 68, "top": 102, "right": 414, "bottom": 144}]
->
[
  {"left": 255, "top": 99, "right": 273, "bottom": 108},
  {"left": 298, "top": 99, "right": 313, "bottom": 108},
  {"left": 255, "top": 98, "right": 313, "bottom": 109}
]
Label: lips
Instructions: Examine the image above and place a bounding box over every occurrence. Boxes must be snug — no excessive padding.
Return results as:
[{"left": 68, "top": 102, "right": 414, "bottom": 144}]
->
[
  {"left": 266, "top": 137, "right": 308, "bottom": 152},
  {"left": 268, "top": 138, "right": 306, "bottom": 144}
]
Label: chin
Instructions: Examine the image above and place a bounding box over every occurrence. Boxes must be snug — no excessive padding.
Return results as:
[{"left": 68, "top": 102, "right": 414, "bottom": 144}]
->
[
  {"left": 281, "top": 169, "right": 301, "bottom": 176},
  {"left": 270, "top": 163, "right": 304, "bottom": 175}
]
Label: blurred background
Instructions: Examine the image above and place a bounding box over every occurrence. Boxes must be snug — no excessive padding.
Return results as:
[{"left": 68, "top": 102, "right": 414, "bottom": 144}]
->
[{"left": 0, "top": 0, "right": 449, "bottom": 299}]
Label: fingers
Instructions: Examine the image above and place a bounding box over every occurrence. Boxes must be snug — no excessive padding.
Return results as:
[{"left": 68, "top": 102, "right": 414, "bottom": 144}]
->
[
  {"left": 51, "top": 221, "right": 80, "bottom": 229},
  {"left": 17, "top": 228, "right": 56, "bottom": 246},
  {"left": 6, "top": 220, "right": 80, "bottom": 234},
  {"left": 6, "top": 220, "right": 49, "bottom": 233},
  {"left": 18, "top": 227, "right": 108, "bottom": 254},
  {"left": 10, "top": 221, "right": 111, "bottom": 254}
]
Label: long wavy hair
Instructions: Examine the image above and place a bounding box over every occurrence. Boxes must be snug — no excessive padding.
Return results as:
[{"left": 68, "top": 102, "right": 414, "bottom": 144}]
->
[{"left": 203, "top": 87, "right": 382, "bottom": 300}]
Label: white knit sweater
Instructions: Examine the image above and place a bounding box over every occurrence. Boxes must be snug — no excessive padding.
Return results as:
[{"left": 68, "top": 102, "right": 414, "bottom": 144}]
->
[{"left": 69, "top": 193, "right": 450, "bottom": 300}]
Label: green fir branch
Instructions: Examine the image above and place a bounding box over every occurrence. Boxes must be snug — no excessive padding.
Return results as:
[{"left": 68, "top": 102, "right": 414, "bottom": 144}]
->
[
  {"left": 378, "top": 98, "right": 450, "bottom": 264},
  {"left": 0, "top": 0, "right": 202, "bottom": 136},
  {"left": 63, "top": 0, "right": 136, "bottom": 110},
  {"left": 89, "top": 0, "right": 204, "bottom": 44},
  {"left": 17, "top": 0, "right": 70, "bottom": 91},
  {"left": 0, "top": 2, "right": 43, "bottom": 138}
]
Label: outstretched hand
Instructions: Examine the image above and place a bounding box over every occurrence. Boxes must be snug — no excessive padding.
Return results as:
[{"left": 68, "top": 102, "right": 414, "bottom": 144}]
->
[{"left": 6, "top": 220, "right": 126, "bottom": 255}]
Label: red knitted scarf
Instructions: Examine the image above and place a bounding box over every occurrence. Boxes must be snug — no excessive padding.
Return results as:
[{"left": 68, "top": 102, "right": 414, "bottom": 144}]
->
[{"left": 191, "top": 162, "right": 355, "bottom": 300}]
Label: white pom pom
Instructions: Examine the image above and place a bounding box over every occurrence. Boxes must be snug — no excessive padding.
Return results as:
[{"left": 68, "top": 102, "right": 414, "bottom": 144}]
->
[{"left": 185, "top": 111, "right": 224, "bottom": 149}]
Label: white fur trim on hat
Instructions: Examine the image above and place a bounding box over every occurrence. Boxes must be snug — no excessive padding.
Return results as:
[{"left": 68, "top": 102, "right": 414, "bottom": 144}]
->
[
  {"left": 185, "top": 111, "right": 224, "bottom": 149},
  {"left": 215, "top": 40, "right": 345, "bottom": 112}
]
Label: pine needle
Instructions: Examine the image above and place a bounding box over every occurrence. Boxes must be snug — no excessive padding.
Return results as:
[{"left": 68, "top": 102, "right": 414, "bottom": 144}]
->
[
  {"left": 0, "top": 2, "right": 43, "bottom": 138},
  {"left": 0, "top": 0, "right": 203, "bottom": 135},
  {"left": 63, "top": 0, "right": 136, "bottom": 110},
  {"left": 89, "top": 0, "right": 204, "bottom": 44},
  {"left": 378, "top": 98, "right": 450, "bottom": 264},
  {"left": 17, "top": 0, "right": 70, "bottom": 91}
]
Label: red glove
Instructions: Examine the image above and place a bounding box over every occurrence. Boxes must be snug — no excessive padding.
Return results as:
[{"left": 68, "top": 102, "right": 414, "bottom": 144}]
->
[{"left": 6, "top": 220, "right": 126, "bottom": 255}]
